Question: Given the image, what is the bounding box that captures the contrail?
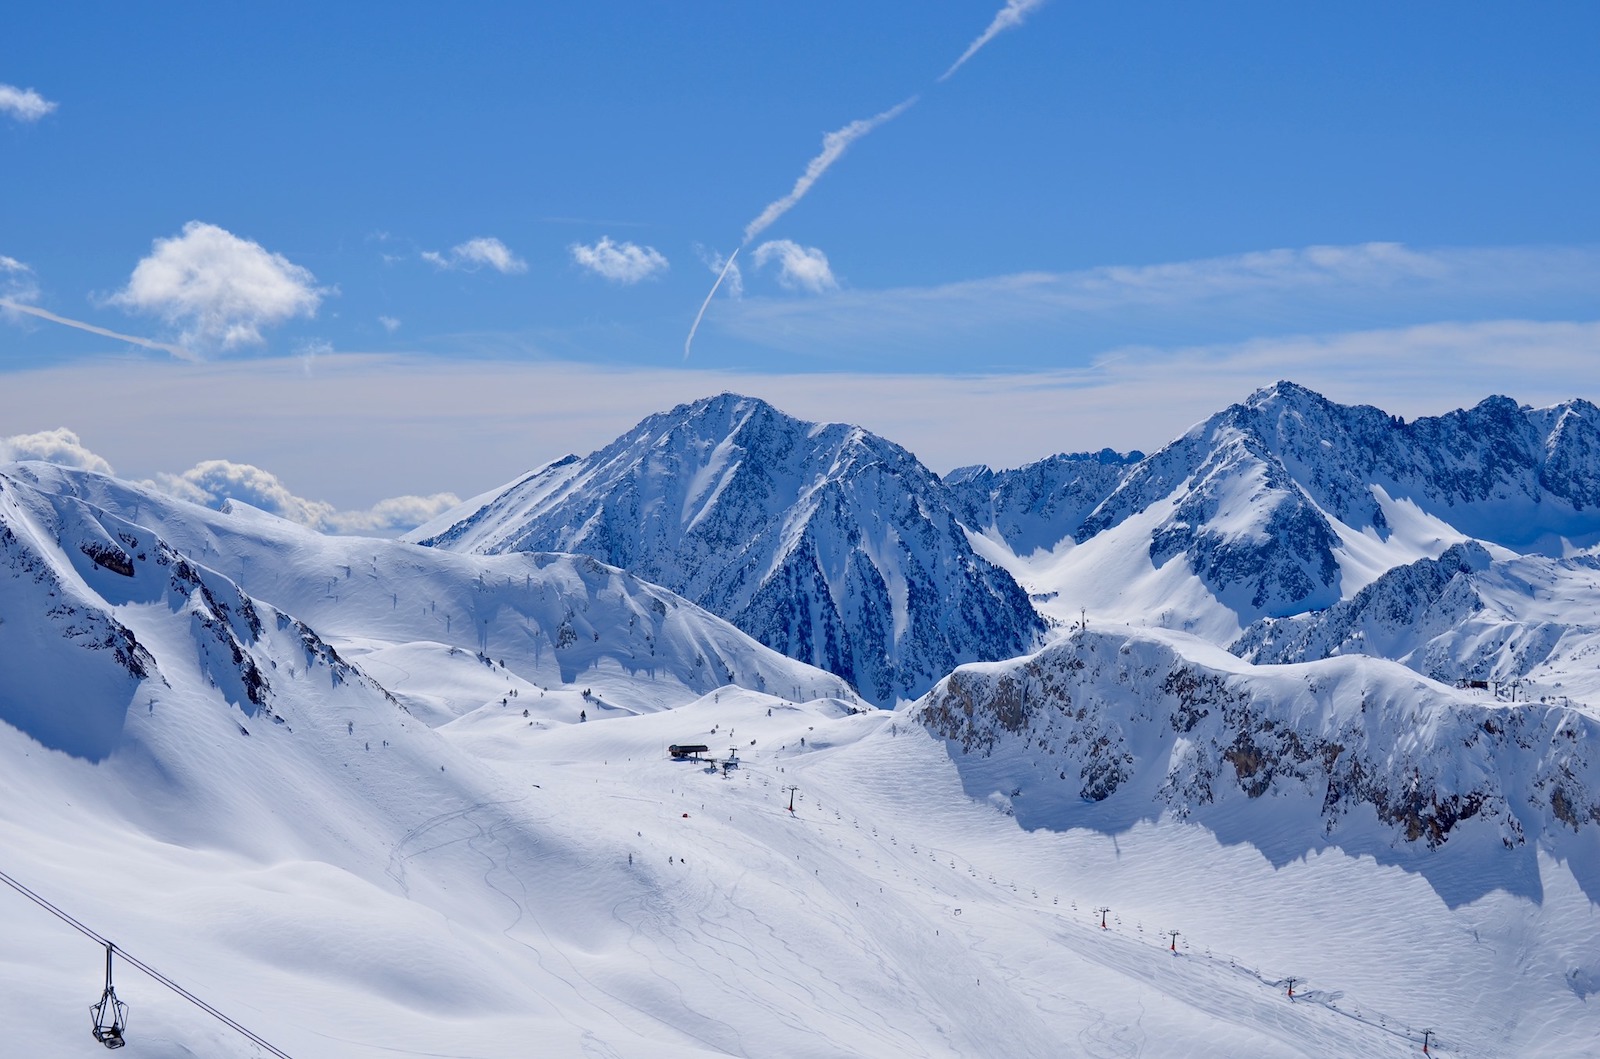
[743,96,918,246]
[683,1,1049,359]
[941,0,1047,82]
[0,299,198,361]
[685,96,917,359]
[683,248,739,360]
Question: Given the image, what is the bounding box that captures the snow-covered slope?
[410,393,1044,705]
[1233,540,1600,707]
[7,610,1595,1056]
[915,626,1600,882]
[5,461,857,719]
[944,448,1142,558]
[979,382,1600,642]
[4,452,1600,1056]
[0,466,388,761]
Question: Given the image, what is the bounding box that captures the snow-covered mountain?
[1104,380,1600,601]
[3,461,855,722]
[0,464,389,762]
[915,626,1600,886]
[975,381,1600,643]
[6,393,1600,1056]
[410,393,1045,705]
[944,448,1142,558]
[1232,540,1600,703]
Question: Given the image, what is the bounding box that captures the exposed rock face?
[0,469,390,758]
[944,449,1141,556]
[8,460,859,714]
[1230,540,1600,695]
[1231,542,1494,674]
[413,394,1044,704]
[914,628,1600,854]
[1070,382,1600,619]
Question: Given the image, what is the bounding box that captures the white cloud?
[0,418,457,534]
[109,222,324,352]
[322,493,462,535]
[941,0,1047,81]
[695,246,743,299]
[0,84,57,122]
[752,240,838,294]
[717,253,744,300]
[0,428,115,475]
[715,242,1600,357]
[147,459,460,536]
[8,327,1599,504]
[0,254,41,322]
[422,237,527,274]
[150,460,335,527]
[570,237,669,284]
[378,315,401,333]
[742,96,918,245]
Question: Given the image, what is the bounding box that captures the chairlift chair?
[90,942,128,1049]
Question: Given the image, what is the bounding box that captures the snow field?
[4,642,1597,1056]
[4,444,1600,1056]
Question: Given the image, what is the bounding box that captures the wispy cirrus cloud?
[697,246,744,300]
[0,84,56,122]
[0,254,36,284]
[687,96,916,358]
[0,253,41,321]
[422,237,527,274]
[8,322,1600,503]
[714,242,1600,362]
[108,221,325,353]
[941,0,1048,82]
[752,240,838,294]
[570,236,668,284]
[1,292,198,361]
[685,0,1050,359]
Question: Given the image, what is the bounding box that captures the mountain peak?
[1245,379,1329,407]
[414,398,1043,704]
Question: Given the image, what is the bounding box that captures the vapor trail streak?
[683,249,740,360]
[941,0,1047,82]
[0,299,198,361]
[743,96,918,246]
[686,96,918,359]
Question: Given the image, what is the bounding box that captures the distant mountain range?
[11,379,1600,848]
[1072,380,1600,618]
[412,383,1600,703]
[6,382,1600,1054]
[411,393,1045,705]
[1,460,854,740]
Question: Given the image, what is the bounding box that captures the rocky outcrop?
[944,449,1141,556]
[914,628,1600,854]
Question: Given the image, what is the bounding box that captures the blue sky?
[2,2,1598,524]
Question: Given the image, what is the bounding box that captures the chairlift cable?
[0,866,295,1058]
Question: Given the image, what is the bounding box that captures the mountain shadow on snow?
[914,627,1600,908]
